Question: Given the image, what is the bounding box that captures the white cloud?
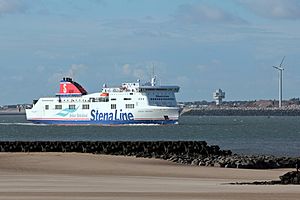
[196,59,222,71]
[122,64,131,75]
[34,50,61,60]
[49,64,87,83]
[120,62,164,81]
[196,64,207,71]
[121,63,147,79]
[174,3,246,25]
[240,0,300,20]
[67,64,87,78]
[0,0,27,15]
[133,68,146,79]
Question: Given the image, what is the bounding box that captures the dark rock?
[191,159,199,166]
[280,171,300,184]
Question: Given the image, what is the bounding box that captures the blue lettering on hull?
[90,109,134,121]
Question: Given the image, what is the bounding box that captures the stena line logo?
[90,109,134,121]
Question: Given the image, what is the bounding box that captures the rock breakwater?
[169,154,299,169]
[0,141,298,169]
[0,141,229,157]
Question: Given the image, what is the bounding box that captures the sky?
[1,0,300,105]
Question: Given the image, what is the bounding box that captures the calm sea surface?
[0,115,299,157]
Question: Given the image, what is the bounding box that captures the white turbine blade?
[279,56,285,67]
[273,66,284,71]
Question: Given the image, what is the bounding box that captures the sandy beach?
[0,153,299,200]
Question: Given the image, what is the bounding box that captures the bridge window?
[45,105,49,110]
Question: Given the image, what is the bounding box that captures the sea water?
[0,115,299,157]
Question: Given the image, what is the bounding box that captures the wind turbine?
[272,56,285,108]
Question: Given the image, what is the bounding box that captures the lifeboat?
[100,92,109,97]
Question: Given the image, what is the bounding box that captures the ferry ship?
[26,77,180,125]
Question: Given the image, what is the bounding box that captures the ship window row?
[106,89,135,92]
[124,98,131,100]
[138,98,145,100]
[110,93,134,96]
[61,99,89,102]
[49,104,90,110]
[140,88,176,92]
[111,98,116,101]
[90,97,109,102]
[150,98,175,101]
[125,104,134,109]
[60,98,110,103]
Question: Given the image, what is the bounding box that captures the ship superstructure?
[26,77,180,125]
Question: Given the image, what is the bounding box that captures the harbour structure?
[272,56,285,108]
[26,76,180,125]
[213,89,225,105]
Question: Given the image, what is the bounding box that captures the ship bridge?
[140,85,179,107]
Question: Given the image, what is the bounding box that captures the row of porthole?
[150,98,175,101]
[46,104,90,110]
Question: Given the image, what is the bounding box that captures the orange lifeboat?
[100,92,109,97]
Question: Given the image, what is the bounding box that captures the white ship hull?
[26,106,179,125]
[26,77,180,125]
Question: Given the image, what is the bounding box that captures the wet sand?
[0,153,299,200]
